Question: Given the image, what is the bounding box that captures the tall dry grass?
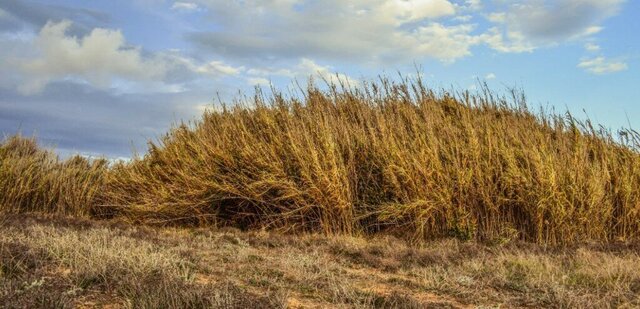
[0,135,107,216]
[2,77,640,244]
[102,78,640,244]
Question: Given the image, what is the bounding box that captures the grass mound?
[2,77,640,244]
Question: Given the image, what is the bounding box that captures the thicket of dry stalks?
[2,77,639,244]
[0,135,107,216]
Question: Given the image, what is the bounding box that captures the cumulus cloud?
[382,0,456,22]
[481,27,536,53]
[464,0,482,11]
[186,0,625,63]
[584,42,600,51]
[505,0,622,40]
[483,0,624,52]
[165,54,243,76]
[414,23,480,61]
[295,58,360,86]
[2,20,242,94]
[15,20,165,94]
[246,58,359,87]
[582,26,603,36]
[486,12,506,23]
[194,60,242,75]
[246,77,269,86]
[453,15,472,22]
[171,2,200,11]
[188,0,480,63]
[578,56,627,74]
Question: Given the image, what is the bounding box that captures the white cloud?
[192,60,243,75]
[15,20,166,94]
[464,0,482,11]
[171,2,199,11]
[3,20,241,94]
[2,0,629,98]
[247,67,295,78]
[296,58,359,86]
[483,0,623,53]
[453,15,473,22]
[582,26,603,36]
[414,23,481,62]
[194,102,212,112]
[383,0,456,22]
[247,58,360,87]
[578,56,627,74]
[507,0,622,40]
[485,73,496,79]
[157,51,245,81]
[188,0,479,63]
[585,42,601,51]
[486,12,506,23]
[481,27,536,53]
[247,77,270,86]
[187,0,623,62]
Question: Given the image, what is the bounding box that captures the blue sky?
[0,0,638,158]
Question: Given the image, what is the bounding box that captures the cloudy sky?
[0,0,638,158]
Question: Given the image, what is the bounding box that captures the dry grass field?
[2,78,640,307]
[2,214,640,308]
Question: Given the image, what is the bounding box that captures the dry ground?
[1,214,640,308]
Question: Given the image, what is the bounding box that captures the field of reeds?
[2,77,639,245]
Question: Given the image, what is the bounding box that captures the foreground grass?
[1,214,639,308]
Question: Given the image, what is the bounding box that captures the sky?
[0,0,638,158]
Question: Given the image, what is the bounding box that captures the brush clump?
[0,135,107,216]
[2,78,640,244]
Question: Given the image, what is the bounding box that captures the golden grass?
[0,135,107,216]
[2,77,640,244]
[2,214,640,308]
